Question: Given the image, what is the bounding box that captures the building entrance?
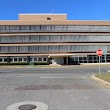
[51,58,64,65]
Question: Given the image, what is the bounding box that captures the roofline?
[0,20,110,25]
[0,19,110,21]
[19,13,67,15]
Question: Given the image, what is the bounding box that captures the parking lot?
[0,66,110,110]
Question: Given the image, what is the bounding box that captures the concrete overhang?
[48,54,74,58]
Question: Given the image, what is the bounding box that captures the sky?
[0,0,110,20]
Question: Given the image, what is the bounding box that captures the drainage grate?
[19,104,37,110]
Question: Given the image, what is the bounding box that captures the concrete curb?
[91,74,110,86]
[0,64,109,68]
[0,65,83,68]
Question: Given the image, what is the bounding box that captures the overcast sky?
[0,0,110,20]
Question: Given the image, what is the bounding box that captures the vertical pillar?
[66,57,69,65]
[27,56,30,63]
[48,58,50,64]
[7,56,10,63]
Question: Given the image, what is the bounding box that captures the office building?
[0,14,110,65]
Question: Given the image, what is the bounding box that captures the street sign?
[103,50,107,54]
[96,49,103,56]
[96,49,103,74]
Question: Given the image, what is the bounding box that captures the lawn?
[95,74,110,83]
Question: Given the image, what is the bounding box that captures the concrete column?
[27,56,30,63]
[66,57,69,65]
[7,56,10,63]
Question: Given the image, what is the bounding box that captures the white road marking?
[0,76,27,77]
[0,75,35,78]
[40,77,87,79]
[0,76,87,78]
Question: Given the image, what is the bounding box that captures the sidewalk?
[0,64,81,68]
[0,64,110,68]
[0,63,110,68]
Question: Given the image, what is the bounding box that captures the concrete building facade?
[0,13,110,65]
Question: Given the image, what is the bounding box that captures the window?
[93,57,97,60]
[74,57,78,61]
[34,58,37,62]
[89,56,92,60]
[4,58,7,62]
[38,58,42,62]
[107,59,110,62]
[18,58,22,62]
[0,59,2,62]
[101,55,105,60]
[19,25,29,30]
[23,58,27,62]
[30,58,33,62]
[102,59,105,63]
[79,57,82,60]
[14,58,17,62]
[43,58,47,61]
[83,57,87,61]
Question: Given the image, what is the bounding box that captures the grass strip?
[95,74,110,83]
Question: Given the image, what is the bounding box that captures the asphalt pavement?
[0,66,110,110]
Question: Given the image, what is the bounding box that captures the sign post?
[96,49,103,75]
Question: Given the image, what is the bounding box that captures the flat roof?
[19,13,67,21]
[0,13,109,25]
[19,13,67,15]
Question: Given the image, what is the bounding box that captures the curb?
[0,64,108,68]
[91,74,110,87]
[0,65,83,68]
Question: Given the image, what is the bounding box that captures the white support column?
[66,57,68,65]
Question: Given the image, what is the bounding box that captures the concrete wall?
[19,14,67,21]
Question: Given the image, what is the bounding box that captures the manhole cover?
[6,101,48,110]
[19,104,37,110]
